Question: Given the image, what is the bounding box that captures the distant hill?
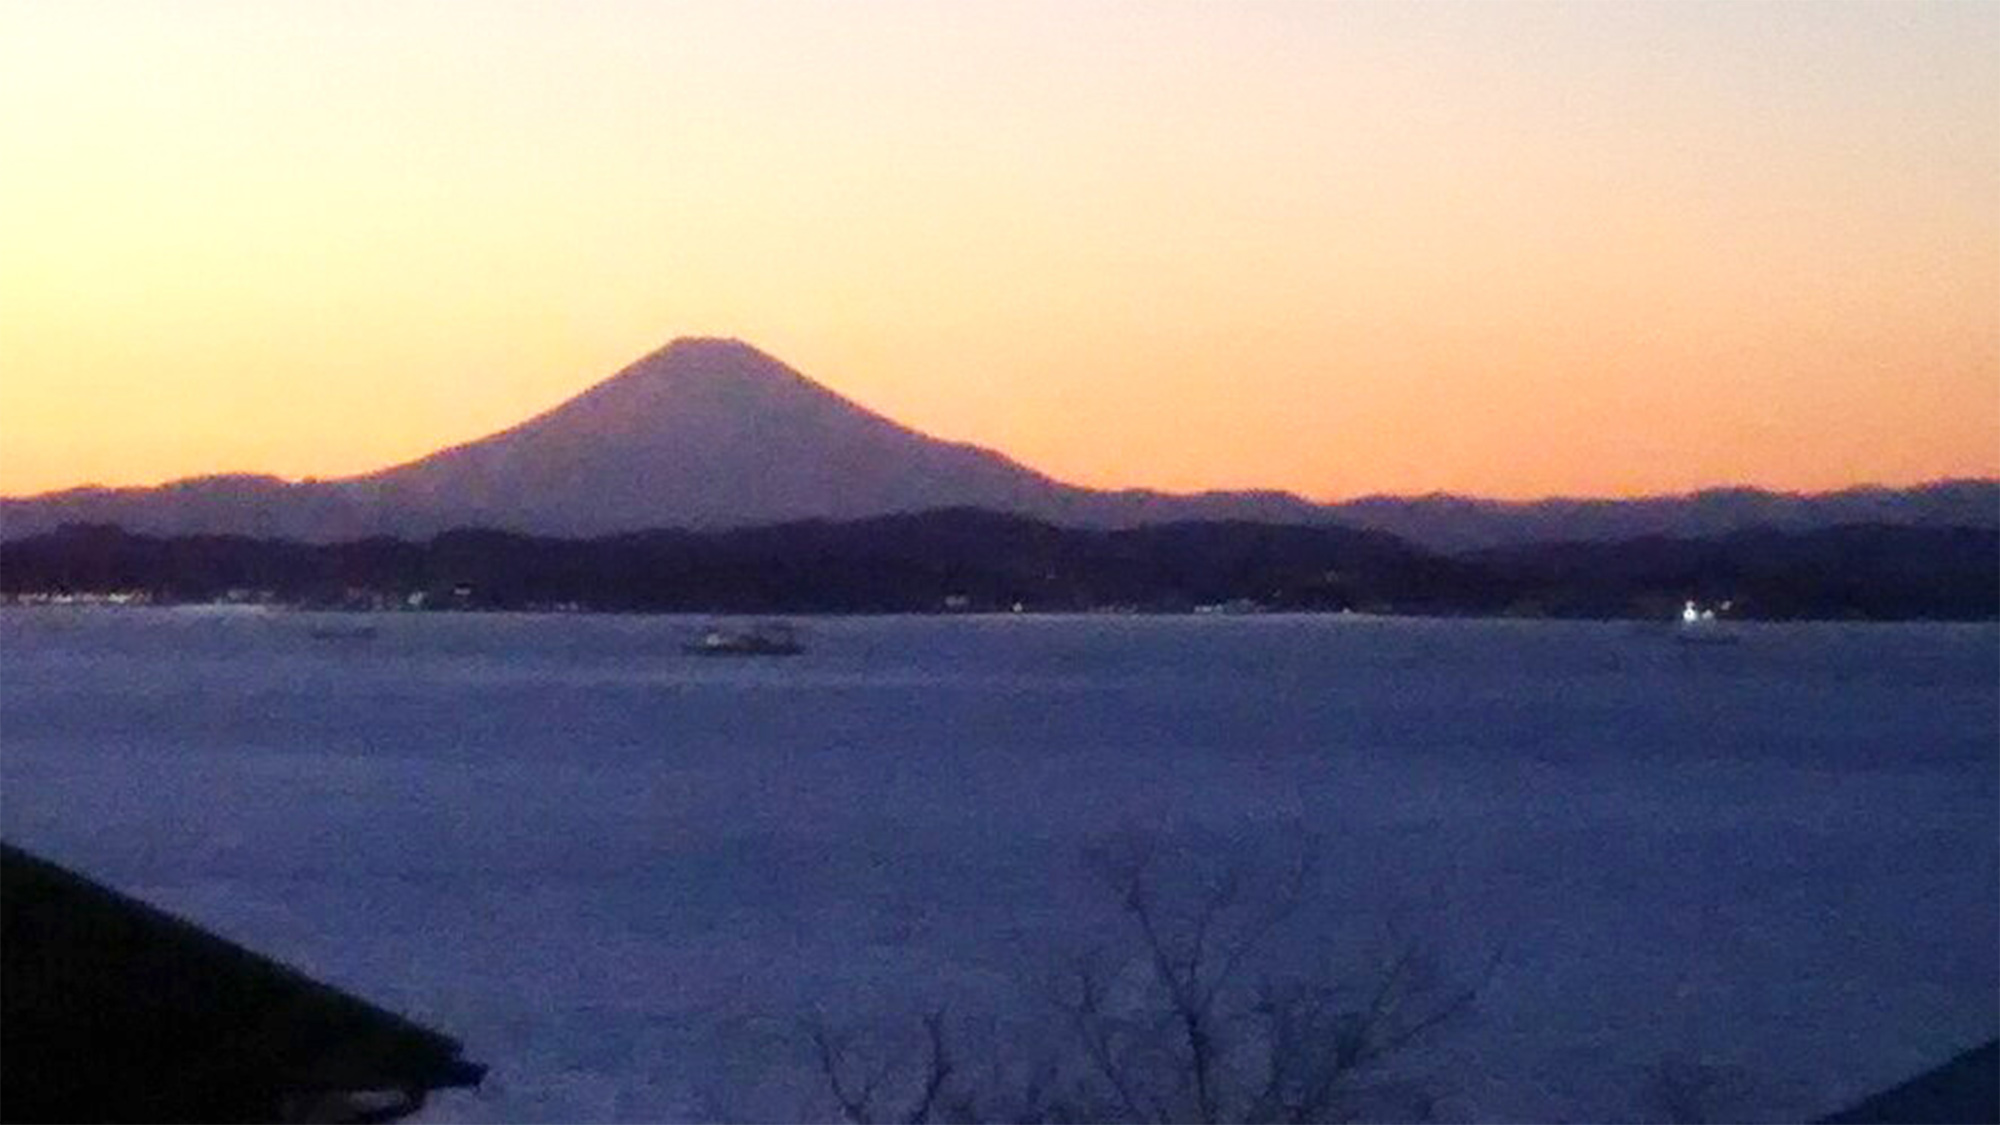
[1472,523,2000,620]
[0,511,1486,615]
[4,514,1992,620]
[2,336,1992,548]
[1332,479,2000,552]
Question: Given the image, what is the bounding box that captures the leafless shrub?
[808,1007,955,1125]
[805,834,1495,1124]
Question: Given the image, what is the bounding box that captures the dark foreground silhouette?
[0,843,483,1124]
[1818,1040,1999,1125]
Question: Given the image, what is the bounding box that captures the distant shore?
[3,513,1993,623]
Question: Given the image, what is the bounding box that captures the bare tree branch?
[900,1009,954,1125]
[801,832,1487,1125]
[809,1015,880,1125]
[1054,954,1159,1124]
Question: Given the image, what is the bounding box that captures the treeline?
[2,510,1994,620]
[1474,524,2000,621]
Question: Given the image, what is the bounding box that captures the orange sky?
[3,1,1995,500]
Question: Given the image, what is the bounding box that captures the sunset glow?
[3,1,1995,499]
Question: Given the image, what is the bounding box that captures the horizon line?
[10,467,1994,511]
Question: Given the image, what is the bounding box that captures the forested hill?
[2,512,1993,621]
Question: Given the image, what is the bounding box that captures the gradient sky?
[3,1,1996,500]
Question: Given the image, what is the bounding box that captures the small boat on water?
[683,622,803,657]
[1674,600,1740,645]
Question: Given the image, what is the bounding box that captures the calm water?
[3,609,1995,1121]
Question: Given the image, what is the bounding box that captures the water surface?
[3,610,1993,1121]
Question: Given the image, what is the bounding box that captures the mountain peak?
[648,335,772,362]
[601,335,819,406]
[633,335,791,376]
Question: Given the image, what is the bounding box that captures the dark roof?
[1819,1040,1999,1125]
[1,842,484,1123]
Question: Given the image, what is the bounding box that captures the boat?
[1674,600,1740,645]
[683,622,803,657]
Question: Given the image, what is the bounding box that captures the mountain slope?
[353,337,1093,535]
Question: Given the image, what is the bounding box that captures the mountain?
[355,337,1072,534]
[0,338,1324,541]
[2,336,1993,547]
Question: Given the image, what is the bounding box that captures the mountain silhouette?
[353,337,1095,535]
[2,337,1993,546]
